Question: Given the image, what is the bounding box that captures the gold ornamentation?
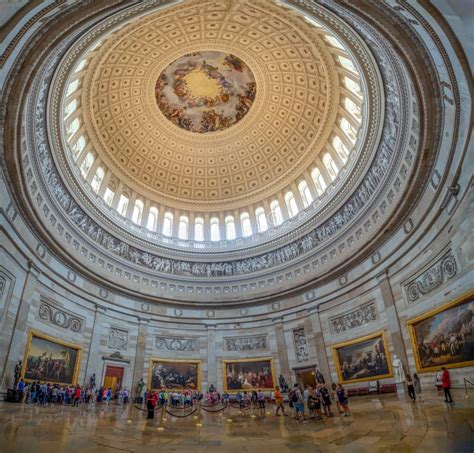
[222,357,276,393]
[148,358,202,392]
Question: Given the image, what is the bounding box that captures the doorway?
[103,365,124,393]
[294,366,317,389]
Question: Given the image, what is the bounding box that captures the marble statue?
[136,378,145,404]
[392,354,404,383]
[89,373,96,388]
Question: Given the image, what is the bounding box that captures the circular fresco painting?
[155,51,256,133]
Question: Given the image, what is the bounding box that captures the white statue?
[392,354,404,383]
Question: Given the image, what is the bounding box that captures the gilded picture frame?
[408,289,474,373]
[222,357,276,393]
[332,330,393,384]
[148,358,201,392]
[21,329,82,386]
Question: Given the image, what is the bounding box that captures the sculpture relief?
[225,335,267,351]
[108,327,128,351]
[405,251,457,302]
[293,328,309,362]
[330,303,377,334]
[38,300,83,332]
[154,336,197,352]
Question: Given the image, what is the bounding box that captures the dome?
[56,0,375,251]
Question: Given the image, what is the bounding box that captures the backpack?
[288,389,298,403]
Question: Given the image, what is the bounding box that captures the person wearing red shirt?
[73,386,81,407]
[146,390,158,419]
[441,367,453,403]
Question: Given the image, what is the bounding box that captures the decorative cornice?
[154,336,198,351]
[329,301,377,334]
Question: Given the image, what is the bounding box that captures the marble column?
[308,309,332,385]
[82,304,106,386]
[0,261,39,390]
[273,317,292,385]
[131,317,149,399]
[206,324,217,390]
[376,270,410,375]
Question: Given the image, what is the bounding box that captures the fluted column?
[273,317,292,385]
[131,317,149,398]
[82,304,106,386]
[309,309,332,385]
[206,324,217,390]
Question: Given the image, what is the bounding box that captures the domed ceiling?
[78,0,349,209]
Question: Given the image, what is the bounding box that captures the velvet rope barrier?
[164,405,199,418]
[199,402,229,413]
[133,403,163,412]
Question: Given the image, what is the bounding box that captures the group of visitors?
[16,379,131,406]
[405,368,453,403]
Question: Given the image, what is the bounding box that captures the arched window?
[103,187,114,206]
[131,199,144,224]
[344,77,361,95]
[311,167,327,195]
[323,153,339,180]
[285,191,298,217]
[240,212,252,237]
[147,207,158,231]
[91,166,104,193]
[298,180,313,208]
[340,117,357,142]
[210,217,220,241]
[338,56,356,73]
[325,35,344,49]
[162,212,173,236]
[333,136,349,163]
[67,118,80,139]
[270,200,283,226]
[117,194,129,217]
[178,215,189,240]
[72,136,85,156]
[225,216,236,240]
[75,59,87,73]
[65,99,77,118]
[66,79,79,96]
[344,98,360,118]
[255,207,268,232]
[194,217,204,241]
[80,152,94,177]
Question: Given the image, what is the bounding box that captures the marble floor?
[1,390,473,452]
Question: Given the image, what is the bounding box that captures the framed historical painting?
[332,331,393,384]
[148,358,201,391]
[222,357,276,392]
[21,330,82,385]
[408,290,474,373]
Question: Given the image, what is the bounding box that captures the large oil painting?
[408,290,474,372]
[223,358,275,392]
[155,51,256,133]
[333,331,393,384]
[148,359,201,391]
[21,330,82,385]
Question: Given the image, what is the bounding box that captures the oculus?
[155,51,256,133]
[408,290,474,372]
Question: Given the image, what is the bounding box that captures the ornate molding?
[224,335,267,351]
[329,302,377,334]
[293,328,309,362]
[38,299,84,332]
[108,327,128,351]
[154,336,197,352]
[405,250,457,302]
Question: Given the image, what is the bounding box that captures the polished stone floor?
[1,390,473,452]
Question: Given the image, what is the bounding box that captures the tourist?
[250,390,258,410]
[242,391,251,412]
[441,367,453,403]
[331,382,342,414]
[319,384,333,417]
[336,384,351,416]
[413,373,422,402]
[292,384,305,422]
[17,378,25,402]
[73,385,81,407]
[257,388,265,410]
[406,375,416,402]
[146,390,157,419]
[303,385,311,416]
[307,387,322,420]
[273,386,287,416]
[222,391,230,405]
